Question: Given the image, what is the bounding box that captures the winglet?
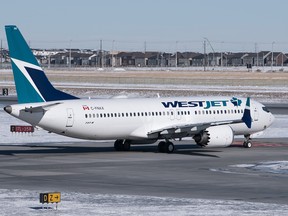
[241,97,252,128]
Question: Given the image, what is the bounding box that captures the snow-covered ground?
[1,189,288,216]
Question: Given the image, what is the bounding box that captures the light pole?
[175,41,178,67]
[69,40,72,68]
[204,37,215,68]
[271,41,275,71]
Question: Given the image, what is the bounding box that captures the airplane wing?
[148,98,252,139]
[147,119,243,139]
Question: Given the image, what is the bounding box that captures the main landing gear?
[157,140,175,153]
[114,139,131,151]
[243,134,252,148]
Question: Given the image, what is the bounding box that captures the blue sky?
[1,0,288,52]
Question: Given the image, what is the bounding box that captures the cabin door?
[66,108,74,127]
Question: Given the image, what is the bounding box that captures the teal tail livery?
[5,25,78,103]
[4,25,275,153]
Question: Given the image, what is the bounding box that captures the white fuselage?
[7,96,274,142]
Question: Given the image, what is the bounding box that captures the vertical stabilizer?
[5,25,78,103]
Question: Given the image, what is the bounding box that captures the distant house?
[115,52,145,67]
[145,52,161,67]
[178,52,201,66]
[225,52,247,66]
[206,52,223,66]
[265,52,287,66]
[191,53,205,66]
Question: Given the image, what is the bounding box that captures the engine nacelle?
[193,125,234,147]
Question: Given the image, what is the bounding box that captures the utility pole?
[0,39,2,69]
[100,39,103,68]
[175,41,178,68]
[271,41,275,71]
[112,40,115,67]
[220,41,223,68]
[203,40,206,71]
[144,41,147,67]
[69,40,72,68]
[255,43,258,68]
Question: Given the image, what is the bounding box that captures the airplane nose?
[4,105,12,114]
[269,113,275,125]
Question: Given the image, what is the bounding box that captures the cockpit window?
[262,106,270,113]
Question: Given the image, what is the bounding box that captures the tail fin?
[5,25,78,103]
[241,97,252,128]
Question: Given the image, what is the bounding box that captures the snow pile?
[231,161,288,175]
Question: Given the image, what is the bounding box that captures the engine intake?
[193,125,234,147]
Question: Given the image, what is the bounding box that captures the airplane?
[3,25,275,153]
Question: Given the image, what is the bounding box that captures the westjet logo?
[82,105,90,110]
[161,100,229,109]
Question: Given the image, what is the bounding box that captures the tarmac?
[0,95,287,206]
[0,138,287,204]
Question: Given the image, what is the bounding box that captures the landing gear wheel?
[157,141,166,153]
[114,140,131,151]
[165,141,175,153]
[243,141,252,148]
[114,139,124,151]
[123,140,131,151]
[243,135,252,148]
[158,141,175,153]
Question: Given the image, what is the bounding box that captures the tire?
[114,140,124,151]
[246,142,252,148]
[157,141,166,153]
[123,140,131,151]
[243,141,252,148]
[165,141,175,153]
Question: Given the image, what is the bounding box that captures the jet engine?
[193,125,234,147]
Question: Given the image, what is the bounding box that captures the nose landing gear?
[243,134,252,148]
